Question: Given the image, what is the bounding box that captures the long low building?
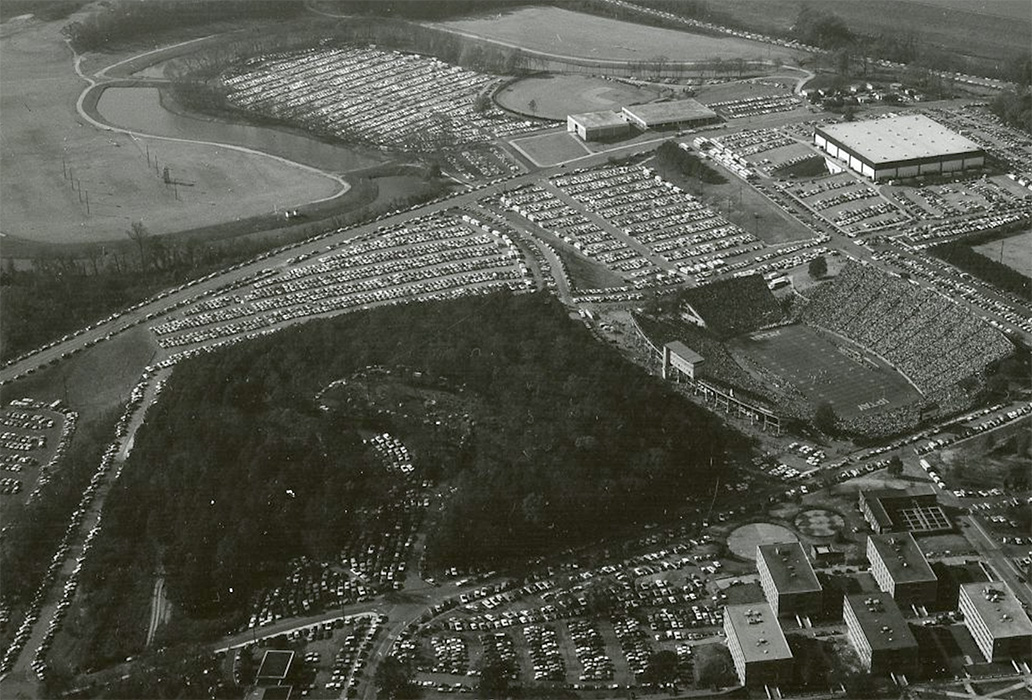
[958,582,1032,663]
[567,111,630,141]
[867,532,938,607]
[859,485,950,534]
[622,99,720,130]
[724,603,794,687]
[814,114,984,181]
[843,592,919,677]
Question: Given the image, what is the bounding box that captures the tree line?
[0,170,457,364]
[929,234,1032,300]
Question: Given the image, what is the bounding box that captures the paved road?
[0,369,169,698]
[959,515,1032,609]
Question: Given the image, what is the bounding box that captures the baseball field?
[0,17,343,249]
[496,74,659,120]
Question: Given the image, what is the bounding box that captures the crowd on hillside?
[803,262,1013,393]
[680,274,786,339]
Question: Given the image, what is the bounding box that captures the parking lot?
[149,210,534,351]
[223,46,537,178]
[0,399,76,503]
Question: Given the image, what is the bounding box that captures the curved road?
[69,38,351,202]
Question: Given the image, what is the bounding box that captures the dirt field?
[496,75,659,120]
[0,17,341,247]
[434,7,803,64]
[973,231,1032,278]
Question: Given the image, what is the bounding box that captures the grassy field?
[973,231,1032,277]
[0,17,341,247]
[496,74,658,119]
[433,7,803,64]
[726,522,797,559]
[732,324,920,419]
[509,131,591,166]
[711,0,1030,72]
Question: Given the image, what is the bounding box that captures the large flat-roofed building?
[867,532,937,607]
[814,115,984,181]
[756,542,822,617]
[567,111,630,141]
[622,99,720,130]
[843,593,919,676]
[859,485,950,534]
[958,582,1032,663]
[723,603,794,687]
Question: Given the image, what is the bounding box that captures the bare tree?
[127,220,149,270]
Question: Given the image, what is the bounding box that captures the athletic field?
[433,7,802,64]
[973,231,1032,278]
[733,324,920,419]
[496,75,658,120]
[510,131,591,167]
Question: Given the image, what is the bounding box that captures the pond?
[96,86,381,173]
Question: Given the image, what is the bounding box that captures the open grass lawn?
[6,327,157,422]
[711,0,1030,72]
[732,324,920,419]
[938,417,1032,488]
[552,243,625,291]
[973,230,1032,278]
[696,176,814,244]
[433,7,803,64]
[496,74,659,120]
[510,130,591,166]
[0,19,340,247]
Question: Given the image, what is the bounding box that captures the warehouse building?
[843,593,919,677]
[814,114,984,181]
[566,111,630,141]
[723,603,794,687]
[867,532,938,607]
[756,542,823,618]
[958,582,1032,663]
[622,99,720,131]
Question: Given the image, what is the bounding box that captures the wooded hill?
[73,292,741,665]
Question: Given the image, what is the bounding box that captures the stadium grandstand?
[802,262,1013,394]
[680,275,786,339]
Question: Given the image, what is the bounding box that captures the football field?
[733,324,920,419]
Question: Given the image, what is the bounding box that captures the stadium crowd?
[803,262,1013,393]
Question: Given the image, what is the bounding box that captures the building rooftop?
[960,582,1032,639]
[665,341,704,364]
[867,532,937,585]
[845,593,918,652]
[568,110,627,128]
[860,486,940,530]
[623,99,718,125]
[757,542,822,595]
[724,603,794,664]
[817,114,982,165]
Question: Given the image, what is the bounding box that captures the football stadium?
[635,264,1013,437]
